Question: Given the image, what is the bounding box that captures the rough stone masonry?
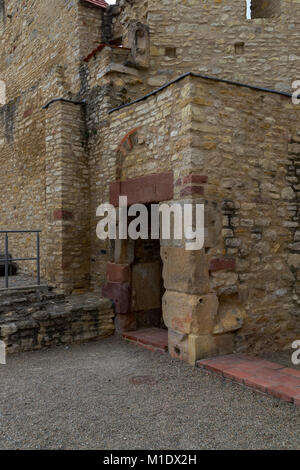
[1,0,300,363]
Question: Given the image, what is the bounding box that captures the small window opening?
[165,47,177,58]
[247,0,281,19]
[234,42,245,55]
[109,37,123,46]
[0,0,5,27]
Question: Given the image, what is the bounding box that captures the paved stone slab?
[197,354,300,406]
[123,327,168,353]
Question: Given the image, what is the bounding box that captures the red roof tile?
[83,43,130,62]
[83,0,109,9]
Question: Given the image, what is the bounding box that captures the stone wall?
[184,74,300,354]
[1,0,300,359]
[0,288,114,353]
[92,73,300,358]
[111,0,300,93]
[0,0,103,282]
[89,78,193,292]
[45,100,90,293]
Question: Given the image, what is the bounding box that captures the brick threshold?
[197,354,300,407]
[123,327,168,354]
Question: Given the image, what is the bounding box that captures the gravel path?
[0,336,299,450]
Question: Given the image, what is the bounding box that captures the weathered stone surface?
[102,282,131,314]
[168,329,189,363]
[188,333,234,364]
[0,289,114,353]
[212,294,246,335]
[159,199,222,250]
[161,247,210,294]
[163,291,219,335]
[115,312,136,334]
[110,172,174,206]
[2,0,300,360]
[107,263,131,283]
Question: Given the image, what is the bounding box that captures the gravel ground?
[0,336,299,450]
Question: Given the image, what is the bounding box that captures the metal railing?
[0,230,41,289]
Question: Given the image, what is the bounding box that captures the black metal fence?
[0,230,41,289]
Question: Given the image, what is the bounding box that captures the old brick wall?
[187,74,300,353]
[0,0,83,102]
[0,0,104,281]
[111,0,300,93]
[1,0,300,358]
[89,78,193,292]
[0,288,114,353]
[89,73,300,354]
[0,0,81,277]
[45,100,90,294]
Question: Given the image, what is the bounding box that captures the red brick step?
[123,327,168,353]
[197,354,300,406]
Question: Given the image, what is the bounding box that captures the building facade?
[1,0,300,363]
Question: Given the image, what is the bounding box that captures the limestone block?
[97,63,140,80]
[188,333,234,365]
[159,199,222,249]
[162,291,219,335]
[161,246,210,294]
[127,22,150,69]
[168,329,189,362]
[0,323,17,337]
[288,254,300,270]
[213,294,246,335]
[213,307,245,335]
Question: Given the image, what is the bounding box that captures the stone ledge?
[197,354,300,407]
[0,289,115,353]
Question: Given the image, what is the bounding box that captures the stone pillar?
[45,100,90,293]
[160,198,236,365]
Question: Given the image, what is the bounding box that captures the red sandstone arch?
[116,127,141,180]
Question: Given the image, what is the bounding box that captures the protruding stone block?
[188,333,234,365]
[162,291,219,335]
[213,295,245,335]
[161,247,210,294]
[168,329,189,362]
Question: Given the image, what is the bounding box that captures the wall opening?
[0,0,5,30]
[165,47,177,58]
[247,0,281,19]
[131,205,165,330]
[234,42,245,55]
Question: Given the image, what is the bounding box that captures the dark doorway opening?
[130,204,165,330]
